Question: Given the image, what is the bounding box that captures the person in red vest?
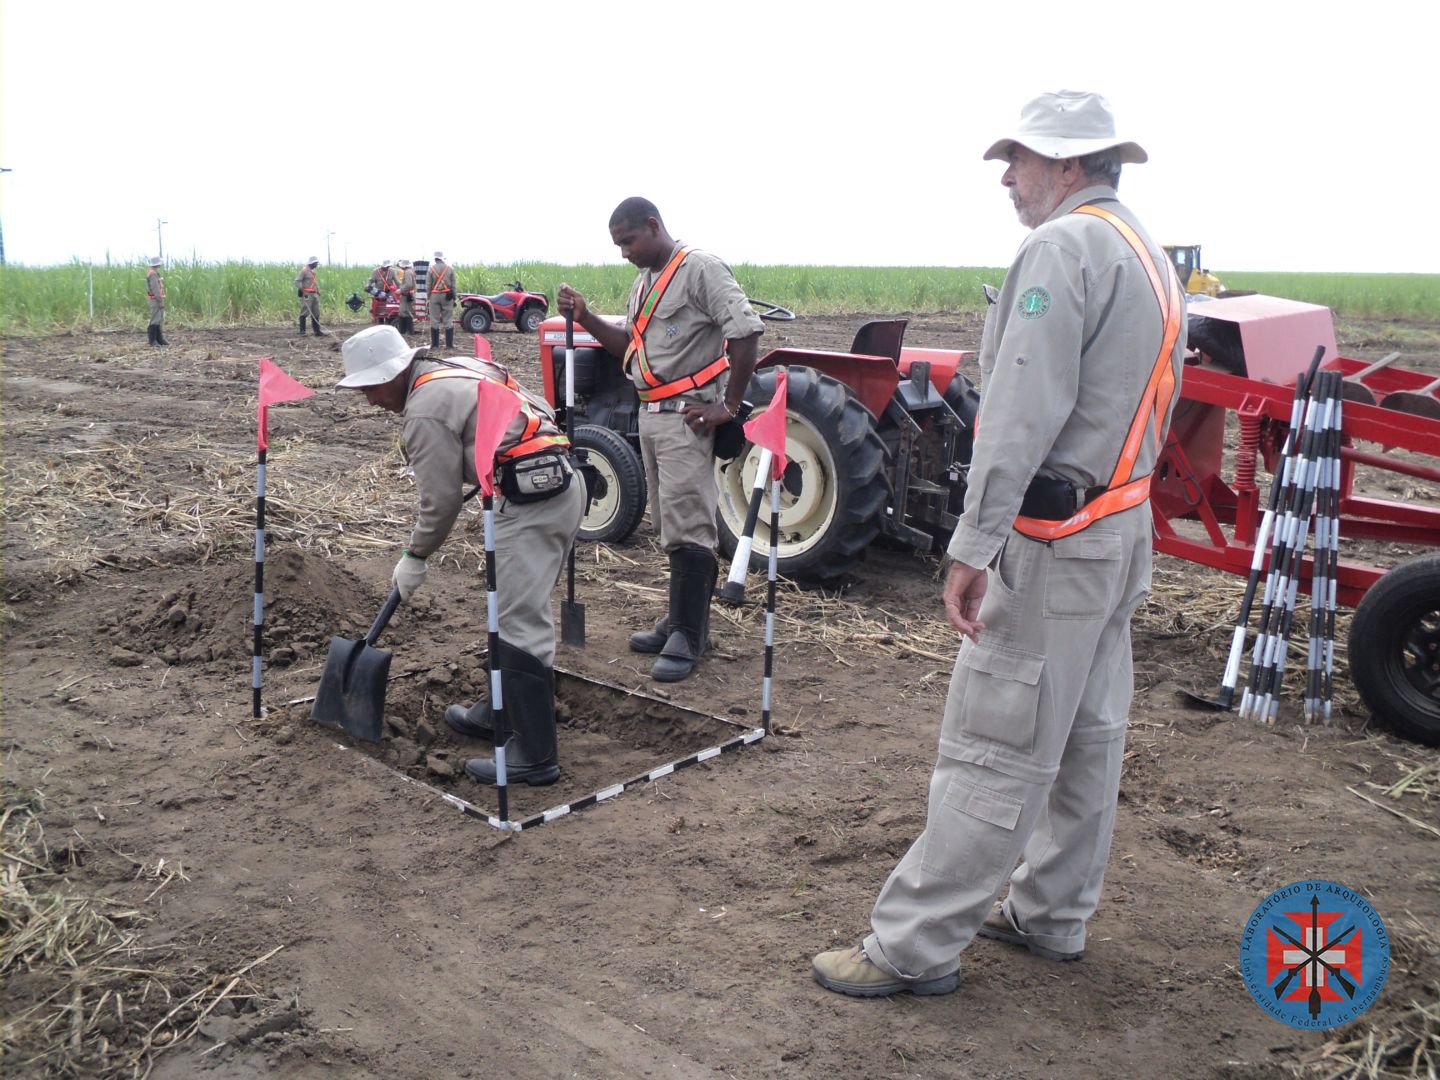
[557,198,764,682]
[294,256,325,337]
[427,251,457,351]
[337,324,584,785]
[145,256,168,347]
[812,91,1186,998]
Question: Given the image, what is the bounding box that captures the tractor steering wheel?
[747,298,796,322]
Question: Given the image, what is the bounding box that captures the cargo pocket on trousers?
[920,774,1024,883]
[1043,530,1123,619]
[943,643,1045,754]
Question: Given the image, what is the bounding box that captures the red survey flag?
[474,378,522,496]
[743,367,788,480]
[473,335,492,361]
[257,358,314,451]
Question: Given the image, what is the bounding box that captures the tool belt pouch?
[499,451,572,504]
[712,400,755,461]
[1019,474,1081,520]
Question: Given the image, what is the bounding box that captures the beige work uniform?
[295,265,320,323]
[146,269,165,328]
[624,244,764,551]
[428,261,456,328]
[402,356,583,666]
[397,268,416,318]
[864,186,1186,981]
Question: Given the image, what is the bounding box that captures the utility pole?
[156,217,168,263]
[0,168,12,268]
[325,229,335,265]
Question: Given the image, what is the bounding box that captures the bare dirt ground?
[3,312,1438,1079]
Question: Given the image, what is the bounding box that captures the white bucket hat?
[433,251,445,260]
[983,90,1146,164]
[398,258,411,268]
[337,325,424,388]
[307,255,320,266]
[148,256,162,267]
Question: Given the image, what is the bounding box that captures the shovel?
[310,588,402,742]
[560,310,586,645]
[1380,375,1440,420]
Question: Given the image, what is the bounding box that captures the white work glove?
[392,550,427,601]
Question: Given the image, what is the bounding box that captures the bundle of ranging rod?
[1237,365,1345,725]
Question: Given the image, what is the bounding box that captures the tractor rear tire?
[573,424,647,544]
[461,305,493,334]
[518,304,546,333]
[1348,553,1440,746]
[715,367,891,583]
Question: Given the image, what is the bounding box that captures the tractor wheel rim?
[724,410,837,559]
[582,455,621,534]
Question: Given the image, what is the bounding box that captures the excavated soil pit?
[336,668,761,826]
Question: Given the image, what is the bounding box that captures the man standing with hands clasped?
[145,256,168,347]
[812,91,1185,997]
[557,197,764,683]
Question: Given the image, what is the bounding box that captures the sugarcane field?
[3,300,1438,1078]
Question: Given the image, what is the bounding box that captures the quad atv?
[459,282,550,334]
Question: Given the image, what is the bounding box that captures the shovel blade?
[560,600,586,646]
[309,634,393,742]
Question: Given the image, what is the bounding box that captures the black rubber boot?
[445,328,454,350]
[147,325,158,347]
[298,315,307,336]
[431,327,440,349]
[629,616,670,654]
[156,326,169,346]
[445,699,492,739]
[651,546,718,683]
[312,320,325,337]
[464,643,560,786]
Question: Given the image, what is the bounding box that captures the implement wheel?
[715,367,890,582]
[1349,553,1440,746]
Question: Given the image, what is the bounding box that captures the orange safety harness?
[300,267,318,294]
[623,245,729,402]
[1010,204,1182,542]
[375,267,397,292]
[429,264,452,295]
[410,367,569,461]
[147,271,165,300]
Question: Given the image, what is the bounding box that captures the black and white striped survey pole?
[721,447,773,605]
[253,448,267,718]
[483,493,510,826]
[762,474,781,733]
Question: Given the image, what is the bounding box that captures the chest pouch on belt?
[499,451,573,504]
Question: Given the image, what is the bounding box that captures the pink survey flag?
[474,335,492,360]
[743,367,788,480]
[257,358,314,451]
[474,379,522,496]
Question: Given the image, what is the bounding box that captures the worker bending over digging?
[557,197,763,683]
[337,325,584,785]
[811,90,1186,997]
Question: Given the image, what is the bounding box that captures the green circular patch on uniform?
[1018,286,1051,320]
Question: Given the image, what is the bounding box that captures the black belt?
[1019,474,1108,520]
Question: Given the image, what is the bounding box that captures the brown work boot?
[975,907,1083,962]
[811,944,958,998]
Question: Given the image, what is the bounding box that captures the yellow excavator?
[1163,244,1225,297]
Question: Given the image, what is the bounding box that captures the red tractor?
[459,281,550,334]
[537,297,1440,747]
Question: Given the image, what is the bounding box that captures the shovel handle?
[366,588,402,646]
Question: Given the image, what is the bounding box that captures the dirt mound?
[113,547,377,667]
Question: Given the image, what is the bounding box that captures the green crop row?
[1,260,1435,332]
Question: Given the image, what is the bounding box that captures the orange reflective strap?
[497,433,570,461]
[1013,204,1180,542]
[430,265,451,294]
[635,355,730,402]
[410,367,553,448]
[624,245,693,387]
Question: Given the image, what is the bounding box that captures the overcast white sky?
[2,0,1437,274]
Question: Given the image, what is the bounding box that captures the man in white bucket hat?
[144,256,168,347]
[813,90,1186,997]
[294,255,326,337]
[337,324,584,786]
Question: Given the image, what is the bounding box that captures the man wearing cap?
[366,258,398,321]
[337,324,585,785]
[145,257,168,347]
[295,256,326,337]
[812,91,1185,997]
[428,252,456,351]
[557,197,764,683]
[396,259,417,336]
